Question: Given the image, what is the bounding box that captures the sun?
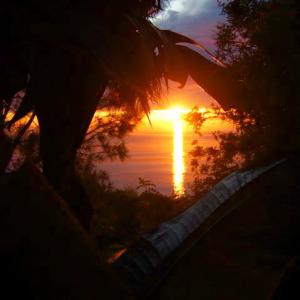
[199,107,207,114]
[165,106,190,120]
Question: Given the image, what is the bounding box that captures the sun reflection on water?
[172,108,185,196]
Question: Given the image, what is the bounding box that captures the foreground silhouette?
[2,0,299,299]
[0,0,243,228]
[151,159,300,299]
[0,163,130,299]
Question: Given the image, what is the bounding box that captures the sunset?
[96,106,234,195]
[1,0,300,299]
[172,107,185,195]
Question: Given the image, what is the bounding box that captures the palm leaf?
[161,29,226,67]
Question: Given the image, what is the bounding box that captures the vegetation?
[79,167,190,261]
[0,0,229,229]
[1,1,299,297]
[4,107,193,259]
[1,0,172,228]
[2,0,298,245]
[188,0,300,196]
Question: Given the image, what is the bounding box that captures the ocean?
[95,109,232,195]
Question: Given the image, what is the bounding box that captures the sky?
[98,2,228,192]
[152,0,224,108]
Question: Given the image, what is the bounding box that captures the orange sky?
[153,78,219,109]
[135,108,234,135]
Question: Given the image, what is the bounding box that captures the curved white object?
[114,159,285,293]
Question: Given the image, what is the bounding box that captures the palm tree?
[0,0,243,228]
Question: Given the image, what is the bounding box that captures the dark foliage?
[78,164,190,261]
[0,0,226,229]
[216,0,300,163]
[188,0,300,196]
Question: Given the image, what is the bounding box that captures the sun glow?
[199,107,207,114]
[90,105,234,196]
[172,107,185,196]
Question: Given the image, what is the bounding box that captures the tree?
[189,0,300,196]
[216,0,300,162]
[0,0,245,228]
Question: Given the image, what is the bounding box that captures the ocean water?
[96,127,226,195]
[94,109,234,195]
[97,132,192,195]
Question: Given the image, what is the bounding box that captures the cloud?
[153,0,224,49]
[160,0,212,18]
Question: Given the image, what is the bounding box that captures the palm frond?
[2,0,228,123]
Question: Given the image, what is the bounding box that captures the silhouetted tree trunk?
[31,43,107,230]
[0,162,130,299]
[0,132,14,174]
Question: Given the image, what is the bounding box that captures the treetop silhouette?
[0,0,241,227]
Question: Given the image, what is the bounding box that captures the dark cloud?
[154,0,224,49]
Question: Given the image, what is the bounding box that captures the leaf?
[160,29,197,45]
[162,44,189,88]
[161,30,226,67]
